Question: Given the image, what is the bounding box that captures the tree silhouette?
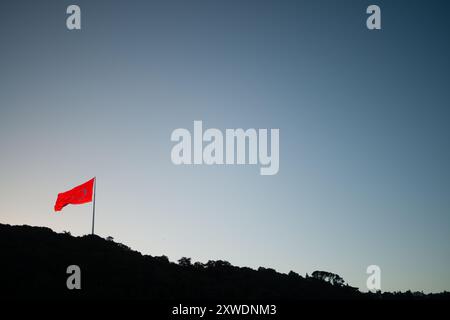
[178,257,192,267]
[312,270,345,286]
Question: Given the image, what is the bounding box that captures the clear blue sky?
[0,0,449,293]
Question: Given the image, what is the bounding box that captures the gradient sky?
[1,0,449,293]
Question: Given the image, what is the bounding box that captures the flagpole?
[92,177,96,235]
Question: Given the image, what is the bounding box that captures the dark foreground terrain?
[0,223,448,300]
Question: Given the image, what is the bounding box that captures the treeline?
[0,223,448,300]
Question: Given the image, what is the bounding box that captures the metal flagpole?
[92,177,96,235]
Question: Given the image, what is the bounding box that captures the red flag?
[54,178,95,212]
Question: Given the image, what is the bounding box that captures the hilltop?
[0,223,447,300]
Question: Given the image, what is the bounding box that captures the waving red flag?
[54,178,95,212]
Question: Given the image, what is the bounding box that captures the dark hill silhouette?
[0,223,448,300]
